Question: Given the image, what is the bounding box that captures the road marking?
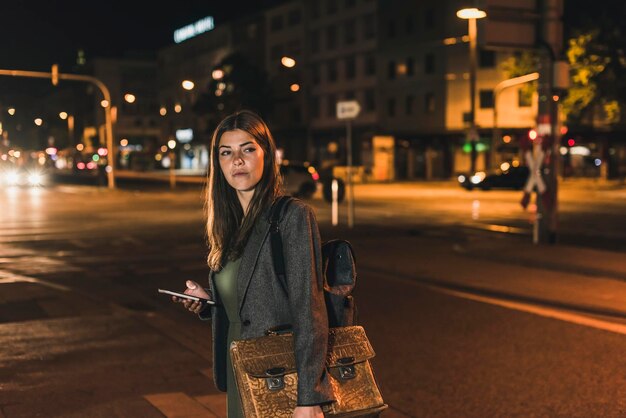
[0,272,71,291]
[434,286,626,336]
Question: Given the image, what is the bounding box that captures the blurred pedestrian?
[172,110,333,418]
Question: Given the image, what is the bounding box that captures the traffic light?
[51,64,59,86]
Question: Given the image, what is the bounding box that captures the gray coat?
[206,198,334,406]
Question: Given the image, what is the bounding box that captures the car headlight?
[27,173,44,186]
[470,171,486,184]
[457,175,466,183]
[4,171,20,185]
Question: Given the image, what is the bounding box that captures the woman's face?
[218,129,265,195]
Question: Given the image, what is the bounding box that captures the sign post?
[336,100,361,228]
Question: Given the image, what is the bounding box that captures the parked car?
[457,165,529,190]
[280,161,320,199]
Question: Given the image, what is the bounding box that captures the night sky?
[1,0,287,71]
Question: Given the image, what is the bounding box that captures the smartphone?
[158,288,215,305]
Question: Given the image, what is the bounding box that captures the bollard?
[331,179,338,226]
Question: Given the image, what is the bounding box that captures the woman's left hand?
[293,405,324,418]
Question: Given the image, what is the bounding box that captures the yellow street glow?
[212,69,224,80]
[120,139,129,147]
[76,144,84,151]
[124,93,136,103]
[59,112,68,120]
[456,8,487,19]
[8,108,16,115]
[290,83,300,92]
[34,118,43,126]
[174,104,182,113]
[182,80,195,90]
[168,140,177,149]
[159,107,167,116]
[101,100,109,108]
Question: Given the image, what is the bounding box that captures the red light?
[97,148,108,156]
[77,162,85,170]
[560,126,568,135]
[567,139,575,147]
[312,172,320,181]
[528,129,538,140]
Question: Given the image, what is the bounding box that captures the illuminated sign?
[176,129,194,143]
[174,16,215,44]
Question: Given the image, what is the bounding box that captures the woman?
[173,110,333,418]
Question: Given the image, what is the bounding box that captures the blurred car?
[0,163,47,187]
[457,165,529,190]
[280,161,320,199]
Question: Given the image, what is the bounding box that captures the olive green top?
[214,257,243,418]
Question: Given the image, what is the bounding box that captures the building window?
[518,88,532,107]
[424,8,434,29]
[311,64,321,85]
[327,94,337,117]
[387,98,396,117]
[363,14,376,39]
[344,19,356,45]
[326,0,337,15]
[310,2,320,19]
[270,15,284,32]
[365,89,376,112]
[406,57,414,76]
[327,60,338,82]
[387,20,396,38]
[326,25,337,50]
[424,53,435,74]
[345,90,356,100]
[310,30,320,53]
[479,90,494,108]
[311,96,320,118]
[388,60,396,79]
[479,50,496,68]
[365,54,376,76]
[405,16,414,34]
[424,92,435,113]
[288,9,301,26]
[270,44,283,60]
[405,95,415,115]
[345,56,356,79]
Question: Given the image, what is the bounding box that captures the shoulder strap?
[269,196,294,295]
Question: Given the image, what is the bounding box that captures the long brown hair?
[205,110,283,270]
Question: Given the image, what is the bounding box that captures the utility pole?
[535,0,564,244]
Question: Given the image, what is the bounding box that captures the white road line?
[0,272,71,291]
[433,286,626,336]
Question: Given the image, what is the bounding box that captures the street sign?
[520,149,546,210]
[336,100,361,120]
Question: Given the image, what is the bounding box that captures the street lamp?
[457,7,486,173]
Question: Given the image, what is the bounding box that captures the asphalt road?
[1,182,626,417]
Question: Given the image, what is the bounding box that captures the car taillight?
[311,172,319,181]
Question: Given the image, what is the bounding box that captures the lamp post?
[457,7,486,174]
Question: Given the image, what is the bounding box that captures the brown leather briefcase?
[230,325,387,417]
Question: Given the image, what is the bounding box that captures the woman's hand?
[172,280,212,314]
[293,405,324,418]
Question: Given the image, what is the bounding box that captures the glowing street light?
[7,108,15,116]
[212,69,224,80]
[34,118,43,126]
[124,93,136,103]
[59,111,68,120]
[457,6,487,173]
[290,83,300,92]
[281,56,296,68]
[182,80,195,90]
[101,99,109,108]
